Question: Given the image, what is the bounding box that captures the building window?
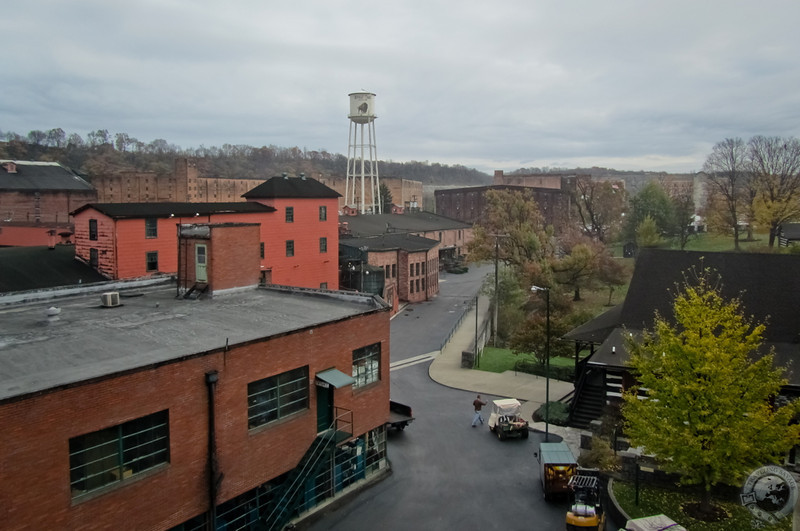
[89,219,98,241]
[145,218,158,238]
[422,261,426,274]
[409,264,414,277]
[260,242,265,259]
[69,410,169,497]
[353,343,380,388]
[320,282,328,289]
[320,237,327,253]
[392,264,396,278]
[416,263,420,276]
[286,240,294,257]
[146,251,158,272]
[247,366,309,429]
[319,205,327,221]
[89,248,98,268]
[285,207,294,223]
[410,281,414,294]
[385,265,390,278]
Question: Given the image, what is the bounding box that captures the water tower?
[345,91,381,214]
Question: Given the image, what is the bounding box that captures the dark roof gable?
[620,249,800,342]
[0,160,94,192]
[71,202,276,219]
[243,175,340,199]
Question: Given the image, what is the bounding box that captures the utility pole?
[489,234,508,347]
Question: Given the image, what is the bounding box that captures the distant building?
[0,160,96,246]
[434,184,571,228]
[92,158,262,203]
[317,175,423,212]
[0,230,391,529]
[492,170,562,189]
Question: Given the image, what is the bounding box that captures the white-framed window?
[353,343,380,388]
[69,410,169,497]
[145,218,158,238]
[146,251,158,272]
[247,366,309,428]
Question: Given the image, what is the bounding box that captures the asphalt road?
[305,265,573,531]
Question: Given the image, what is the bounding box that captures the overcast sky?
[4,1,800,174]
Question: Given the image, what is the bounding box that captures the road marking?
[390,352,438,371]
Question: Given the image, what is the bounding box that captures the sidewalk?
[427,295,583,456]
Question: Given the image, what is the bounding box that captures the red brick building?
[0,247,391,529]
[340,211,472,268]
[340,234,440,312]
[0,160,96,246]
[71,175,342,290]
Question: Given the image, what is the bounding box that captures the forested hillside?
[0,128,491,186]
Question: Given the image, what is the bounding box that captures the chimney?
[2,162,17,174]
[282,172,288,179]
[300,173,306,180]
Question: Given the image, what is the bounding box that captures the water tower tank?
[348,92,376,124]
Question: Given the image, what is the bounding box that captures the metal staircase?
[263,408,353,531]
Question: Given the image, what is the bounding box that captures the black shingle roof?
[70,202,276,218]
[341,212,470,237]
[242,175,340,199]
[0,161,94,192]
[340,233,439,253]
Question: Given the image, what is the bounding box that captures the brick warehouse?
[0,228,392,530]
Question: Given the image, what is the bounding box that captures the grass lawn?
[612,480,792,531]
[476,347,576,374]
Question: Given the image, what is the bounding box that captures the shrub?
[578,436,619,471]
[532,401,570,425]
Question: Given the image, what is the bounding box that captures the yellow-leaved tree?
[622,268,800,517]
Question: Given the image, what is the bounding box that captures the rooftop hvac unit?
[101,292,121,308]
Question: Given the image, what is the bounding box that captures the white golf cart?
[487,398,529,440]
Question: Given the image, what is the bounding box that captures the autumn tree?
[622,269,800,516]
[747,135,800,247]
[550,233,620,301]
[509,290,575,365]
[702,138,749,250]
[571,177,627,243]
[467,188,554,282]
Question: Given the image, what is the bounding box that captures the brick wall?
[249,197,340,290]
[207,224,261,292]
[0,305,390,530]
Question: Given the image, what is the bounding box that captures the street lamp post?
[531,285,551,442]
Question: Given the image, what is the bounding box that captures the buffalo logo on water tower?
[348,92,376,124]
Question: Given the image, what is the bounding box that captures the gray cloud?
[4,0,800,173]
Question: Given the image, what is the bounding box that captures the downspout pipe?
[205,371,220,530]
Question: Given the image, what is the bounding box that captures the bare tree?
[702,138,748,250]
[747,136,800,246]
[571,177,626,243]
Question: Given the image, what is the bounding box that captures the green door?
[316,384,333,432]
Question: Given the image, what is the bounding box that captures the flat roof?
[0,284,386,403]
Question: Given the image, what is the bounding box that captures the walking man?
[471,394,488,427]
